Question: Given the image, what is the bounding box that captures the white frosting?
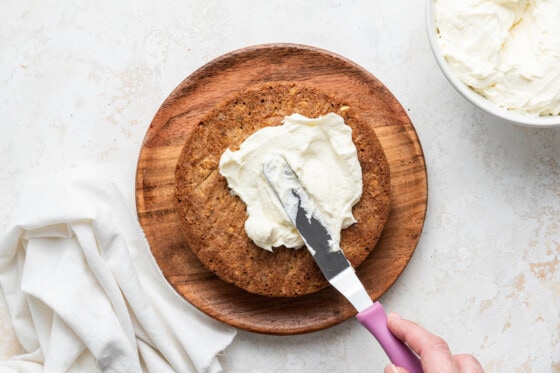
[434,0,560,116]
[219,113,362,252]
[261,154,323,256]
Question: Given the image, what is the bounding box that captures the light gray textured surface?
[1,1,559,371]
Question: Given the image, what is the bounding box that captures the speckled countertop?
[1,1,559,371]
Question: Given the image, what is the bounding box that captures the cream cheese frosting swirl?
[219,112,362,252]
[435,0,560,116]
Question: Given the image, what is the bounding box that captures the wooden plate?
[135,43,427,335]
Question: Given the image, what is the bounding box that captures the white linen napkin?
[0,166,236,373]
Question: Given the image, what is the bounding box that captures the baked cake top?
[175,82,390,297]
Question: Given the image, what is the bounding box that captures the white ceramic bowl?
[425,0,560,127]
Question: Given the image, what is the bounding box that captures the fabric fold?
[0,166,236,372]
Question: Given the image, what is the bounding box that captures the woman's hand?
[384,313,484,373]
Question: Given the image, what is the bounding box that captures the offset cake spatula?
[263,155,422,373]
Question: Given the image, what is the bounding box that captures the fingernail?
[388,363,400,373]
[388,312,403,320]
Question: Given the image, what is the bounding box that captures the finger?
[386,313,450,355]
[454,354,485,372]
[384,363,409,373]
[387,313,459,372]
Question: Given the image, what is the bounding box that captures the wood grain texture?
[135,44,428,335]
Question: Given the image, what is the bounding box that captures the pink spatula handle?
[356,302,423,373]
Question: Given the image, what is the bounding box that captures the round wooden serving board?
[135,44,428,335]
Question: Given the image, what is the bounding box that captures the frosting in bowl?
[434,0,560,116]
